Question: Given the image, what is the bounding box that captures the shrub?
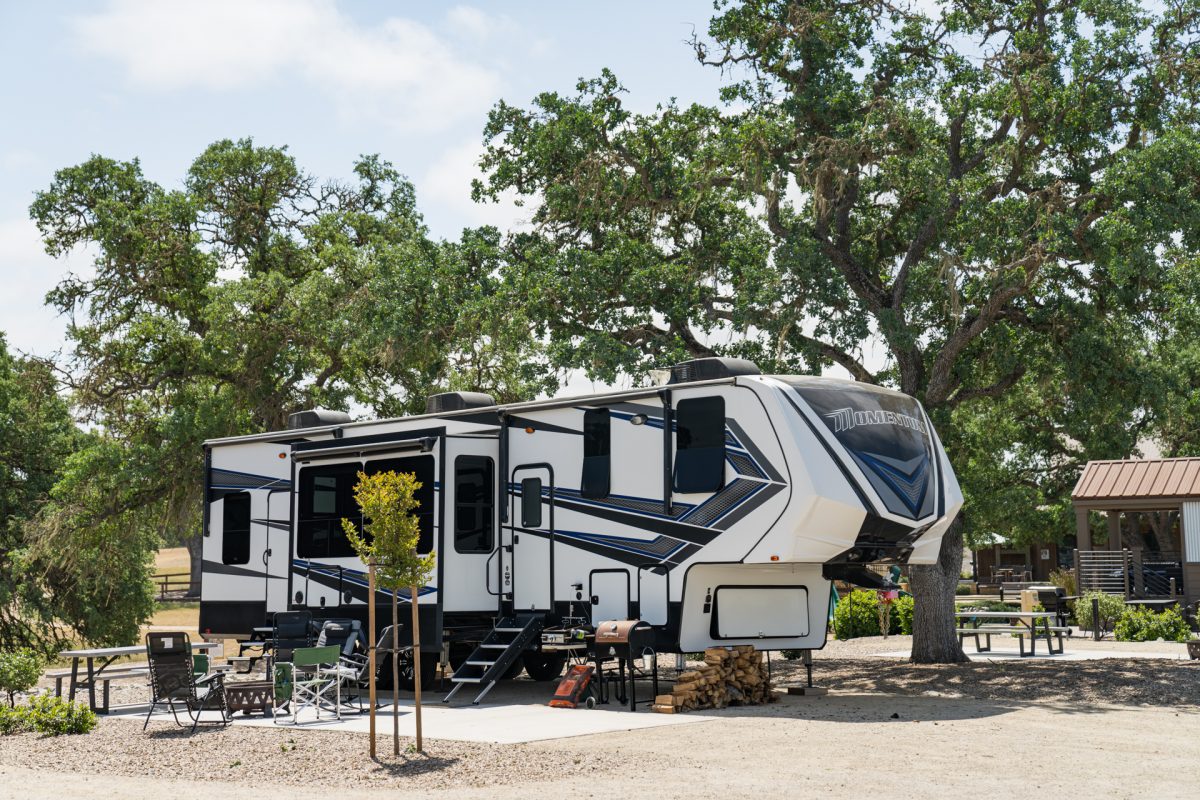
[831,590,911,639]
[955,583,973,595]
[1048,568,1077,597]
[0,705,26,735]
[0,649,45,707]
[1113,606,1192,643]
[1074,592,1125,633]
[892,595,915,635]
[833,589,883,639]
[21,696,96,736]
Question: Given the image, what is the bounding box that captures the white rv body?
[200,366,962,657]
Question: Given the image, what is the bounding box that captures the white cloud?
[70,0,504,132]
[420,140,531,234]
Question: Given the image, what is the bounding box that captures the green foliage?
[1074,592,1127,633]
[832,590,911,639]
[0,649,45,707]
[892,595,915,636]
[0,696,98,736]
[1114,606,1192,643]
[0,336,81,651]
[18,696,97,736]
[955,583,972,595]
[342,471,435,591]
[28,139,552,612]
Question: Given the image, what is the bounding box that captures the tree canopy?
[477,0,1200,546]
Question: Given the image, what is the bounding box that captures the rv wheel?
[522,652,567,682]
[398,651,439,691]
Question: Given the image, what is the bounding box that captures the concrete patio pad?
[111,678,714,743]
[876,646,1190,662]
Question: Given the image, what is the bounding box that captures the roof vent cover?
[287,409,353,430]
[425,391,497,414]
[667,357,761,385]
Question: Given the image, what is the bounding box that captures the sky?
[0,0,730,362]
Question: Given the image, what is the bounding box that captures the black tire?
[522,651,566,682]
[398,651,439,691]
[502,658,525,680]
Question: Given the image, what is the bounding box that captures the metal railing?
[1074,549,1181,598]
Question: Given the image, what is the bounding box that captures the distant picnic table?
[54,641,220,713]
[955,610,1067,658]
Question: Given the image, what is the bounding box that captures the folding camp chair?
[316,619,368,711]
[143,632,230,733]
[271,610,313,662]
[278,645,341,724]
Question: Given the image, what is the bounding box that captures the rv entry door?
[510,464,553,612]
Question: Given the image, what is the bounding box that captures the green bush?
[1074,592,1125,633]
[0,705,25,735]
[892,595,915,635]
[955,583,973,595]
[0,697,96,736]
[0,649,45,707]
[831,590,912,639]
[1113,606,1192,643]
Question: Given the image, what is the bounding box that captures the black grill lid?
[667,357,761,385]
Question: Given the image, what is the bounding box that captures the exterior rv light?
[525,426,535,434]
[278,452,287,459]
[630,414,648,425]
[332,427,344,439]
[770,555,780,561]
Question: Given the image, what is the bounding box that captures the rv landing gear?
[522,652,567,681]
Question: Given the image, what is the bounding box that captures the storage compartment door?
[590,569,630,622]
[711,586,810,639]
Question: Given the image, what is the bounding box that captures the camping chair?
[271,610,314,662]
[284,645,342,724]
[143,632,230,733]
[316,620,368,711]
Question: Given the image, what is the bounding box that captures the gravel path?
[6,639,1199,799]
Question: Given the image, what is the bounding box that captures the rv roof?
[202,373,860,447]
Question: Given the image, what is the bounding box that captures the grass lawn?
[153,546,189,576]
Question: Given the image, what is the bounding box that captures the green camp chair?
[276,645,341,725]
[191,653,209,679]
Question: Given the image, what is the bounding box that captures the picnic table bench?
[955,611,1067,657]
[54,641,219,713]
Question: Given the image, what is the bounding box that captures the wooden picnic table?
[56,641,220,713]
[955,610,1066,657]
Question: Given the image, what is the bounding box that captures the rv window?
[454,455,494,554]
[365,455,436,555]
[297,463,362,559]
[581,408,610,499]
[521,477,543,528]
[674,396,726,493]
[221,492,251,565]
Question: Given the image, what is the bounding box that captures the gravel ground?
[6,637,1199,799]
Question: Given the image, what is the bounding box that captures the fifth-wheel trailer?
[198,357,962,693]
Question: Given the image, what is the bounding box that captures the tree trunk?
[184,529,203,598]
[909,514,969,663]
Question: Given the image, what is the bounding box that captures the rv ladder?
[442,615,544,705]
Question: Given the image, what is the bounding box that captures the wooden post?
[1122,549,1131,598]
[1075,507,1092,552]
[411,584,423,753]
[368,562,377,758]
[1108,511,1122,551]
[392,589,399,756]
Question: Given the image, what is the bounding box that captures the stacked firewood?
[652,646,775,713]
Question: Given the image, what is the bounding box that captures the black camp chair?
[143,632,230,733]
[271,611,314,662]
[317,620,368,709]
